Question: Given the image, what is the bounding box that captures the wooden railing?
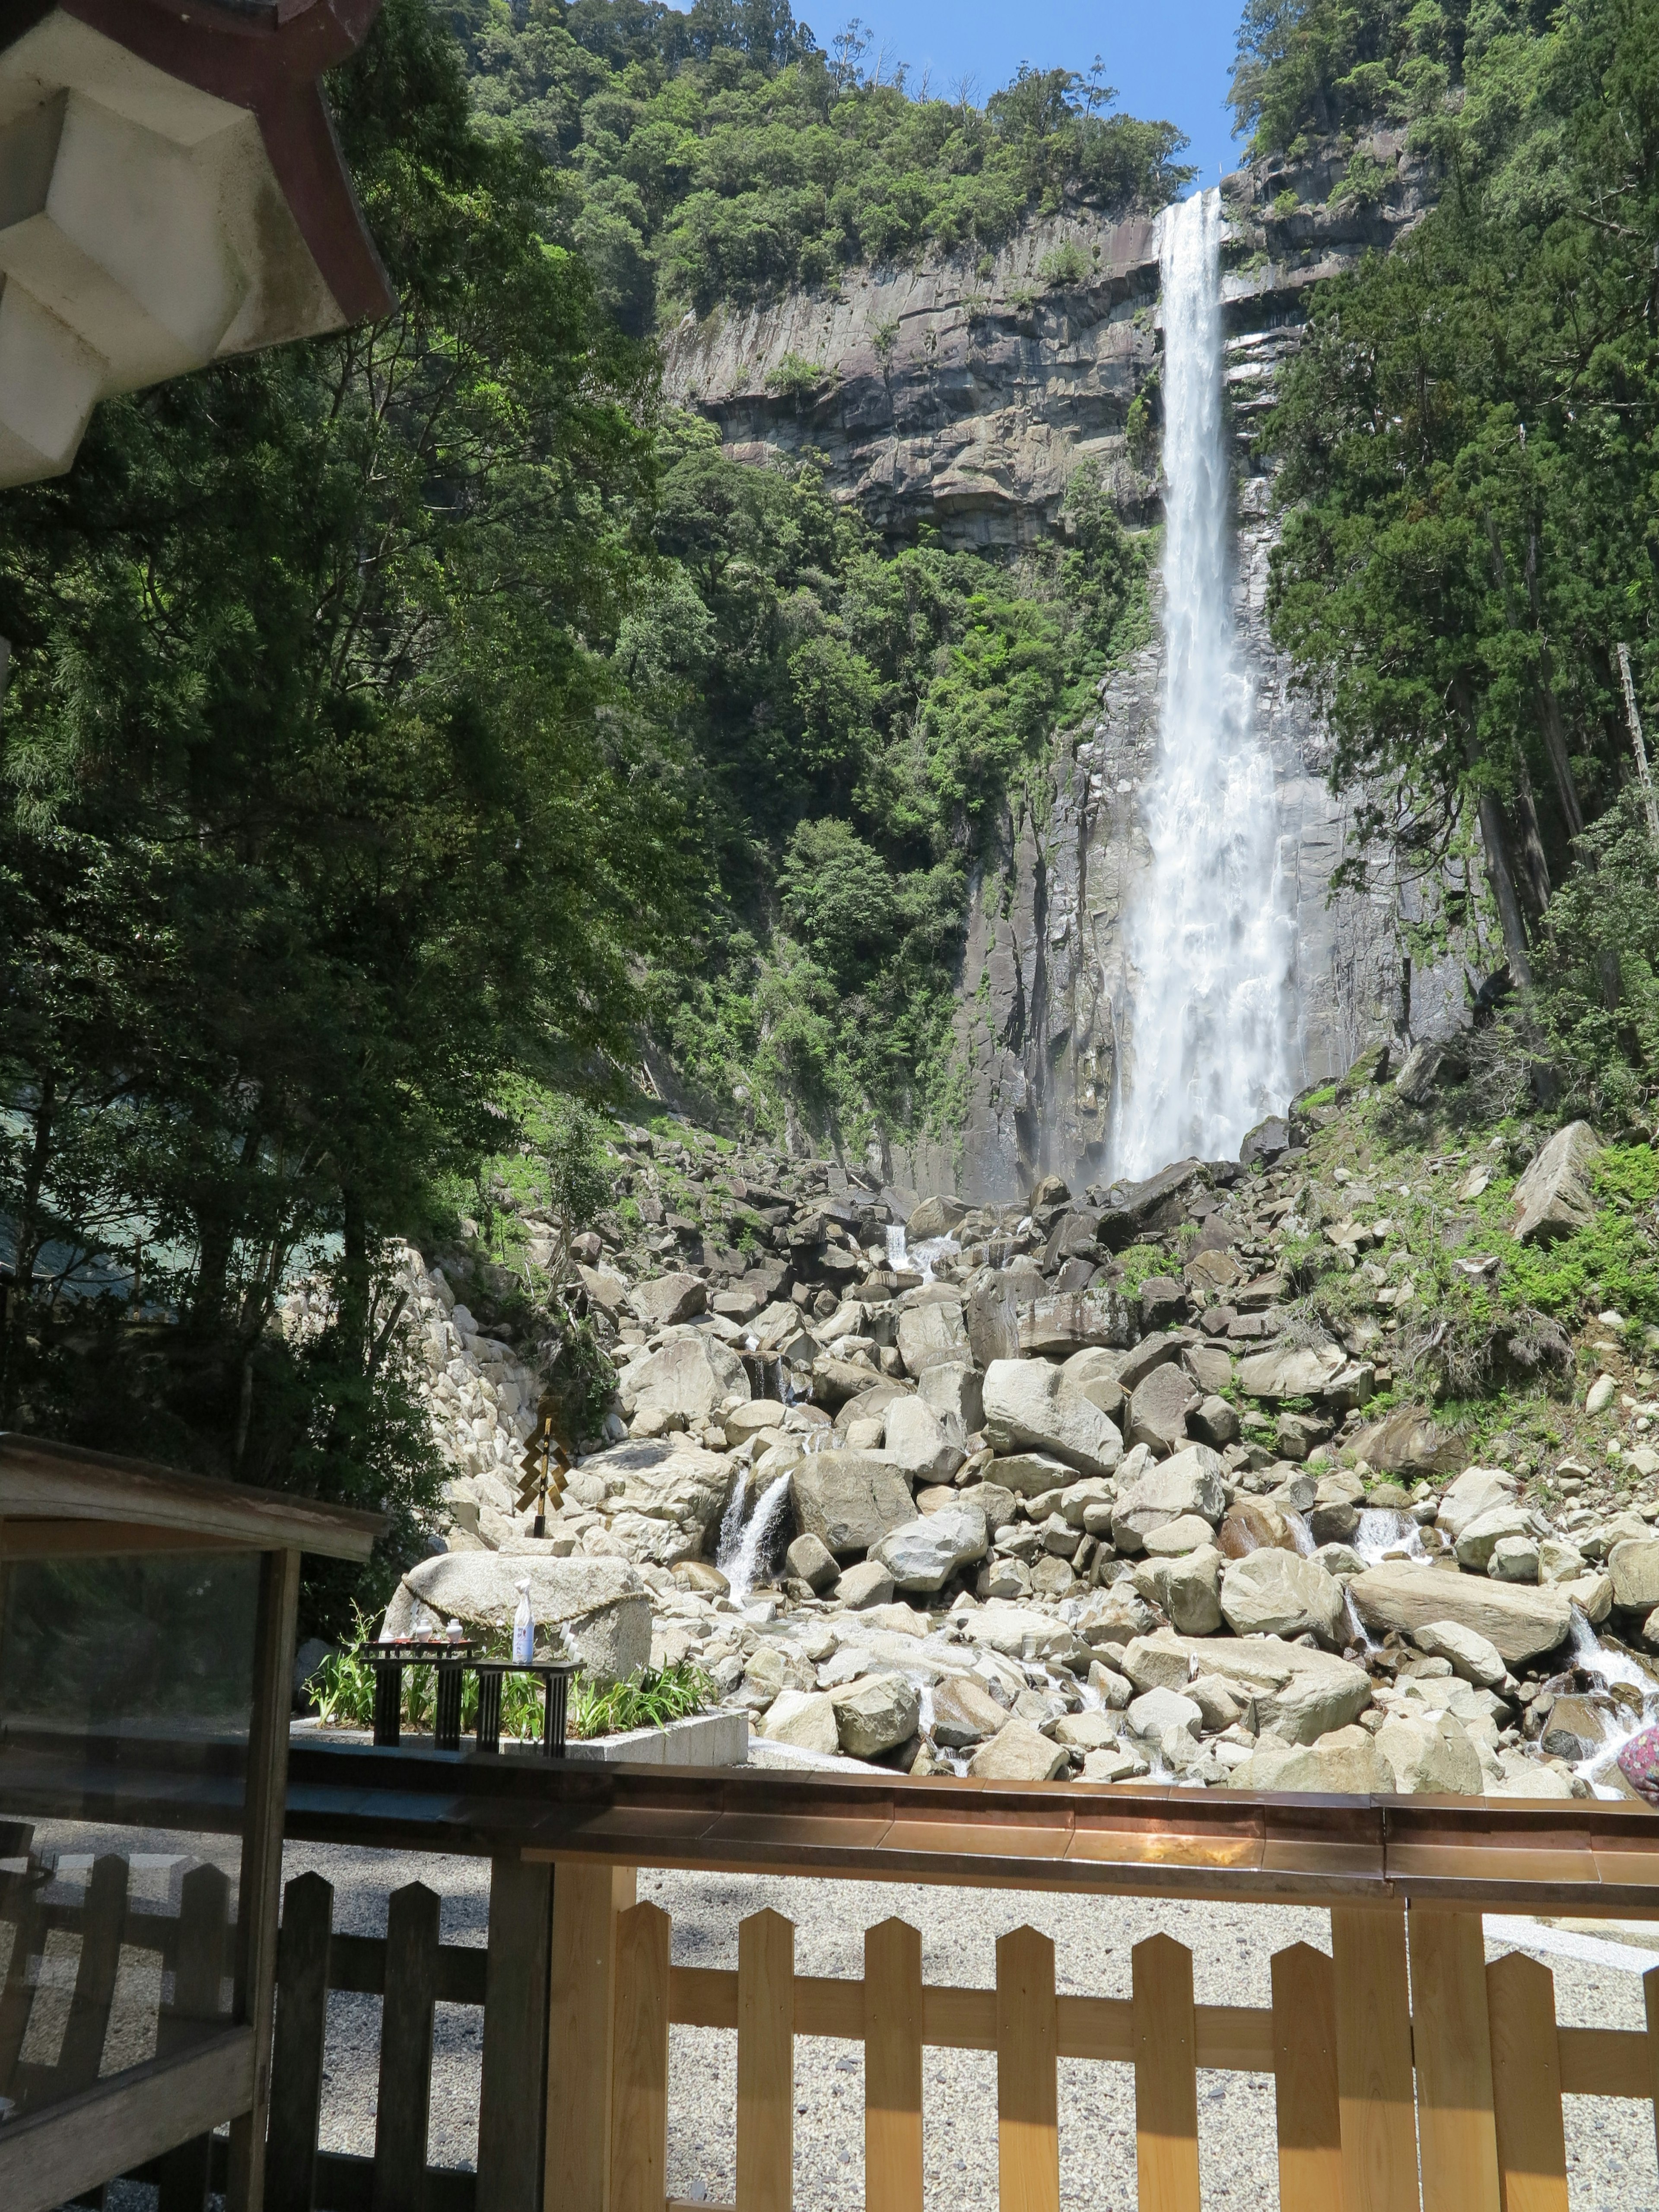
[0,1832,547,2212]
[549,1860,1659,2212]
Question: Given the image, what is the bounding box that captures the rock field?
[350,1070,1659,1800]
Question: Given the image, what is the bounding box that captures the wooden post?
[1270,1942,1344,2212]
[157,1862,232,2212]
[264,1871,334,2212]
[1487,1951,1568,2212]
[545,1861,636,2212]
[371,1881,440,2212]
[1131,1934,1200,2212]
[56,1853,129,2094]
[609,1902,671,2212]
[1408,1908,1499,2212]
[1330,1907,1420,2212]
[736,1907,795,2212]
[864,1918,922,2212]
[1646,1965,1659,2180]
[227,1544,302,2212]
[477,1853,552,2212]
[995,1926,1058,2212]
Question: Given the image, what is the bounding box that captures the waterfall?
[718,1472,793,1606]
[1111,188,1295,1179]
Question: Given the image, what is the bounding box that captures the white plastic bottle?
[512,1579,535,1664]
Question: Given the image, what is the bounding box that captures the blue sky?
[824,0,1246,186]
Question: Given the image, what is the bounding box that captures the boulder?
[1511,1120,1602,1244]
[1455,1503,1533,1571]
[966,1277,1021,1367]
[577,1265,628,1316]
[1346,1407,1467,1477]
[1141,1514,1219,1557]
[1189,1395,1241,1448]
[1564,1570,1614,1625]
[1411,1619,1507,1690]
[1236,1343,1348,1401]
[884,1397,965,1482]
[1489,1536,1541,1584]
[1061,1346,1125,1419]
[960,1603,1077,1662]
[1118,1335,1185,1392]
[1348,1563,1571,1665]
[1374,1713,1483,1795]
[918,1361,984,1434]
[1053,1709,1119,1751]
[873,1505,988,1592]
[1098,1159,1209,1243]
[966,1718,1069,1781]
[907,1195,969,1240]
[1217,1499,1300,1559]
[833,1560,896,1609]
[386,1553,649,1684]
[963,1481,1019,1534]
[1074,1584,1159,1645]
[725,1401,788,1446]
[1229,1726,1392,1795]
[896,1300,969,1376]
[1130,1544,1224,1635]
[1110,1444,1226,1554]
[982,1358,1124,1476]
[1182,1344,1235,1395]
[758,1689,842,1756]
[831,1672,922,1758]
[627,1271,708,1329]
[1610,1539,1659,1611]
[791,1453,917,1557]
[1127,1685,1203,1741]
[618,1335,750,1422]
[1538,1693,1609,1763]
[578,1439,739,1560]
[931,1674,1012,1748]
[1239,1116,1290,1170]
[785,1532,839,1593]
[1082,1745,1150,1783]
[1437,1466,1519,1543]
[992,1450,1078,1497]
[1126,1363,1200,1453]
[1394,1039,1466,1106]
[1220,1550,1347,1646]
[1120,1628,1371,1744]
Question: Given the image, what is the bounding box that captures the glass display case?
[0,1433,380,2212]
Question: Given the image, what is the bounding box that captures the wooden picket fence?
[550,1863,1659,2212]
[0,1833,548,2212]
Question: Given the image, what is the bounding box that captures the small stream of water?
[717,1472,794,1607]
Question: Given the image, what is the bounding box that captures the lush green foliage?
[0,0,676,1615]
[634,431,1151,1140]
[1230,0,1472,156]
[448,0,1191,327]
[1262,0,1659,1022]
[571,1659,716,1736]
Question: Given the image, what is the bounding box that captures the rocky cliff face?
[665,129,1491,1203]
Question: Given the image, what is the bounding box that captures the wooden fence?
[549,1860,1659,2212]
[0,1830,548,2212]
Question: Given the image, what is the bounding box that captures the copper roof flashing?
[0,0,392,483]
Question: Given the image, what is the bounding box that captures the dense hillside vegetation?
[1246,0,1659,1119]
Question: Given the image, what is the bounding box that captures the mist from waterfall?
[1109,188,1294,1180]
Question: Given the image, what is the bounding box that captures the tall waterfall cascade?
[1109,190,1296,1179]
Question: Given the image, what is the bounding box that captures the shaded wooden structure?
[0,1432,380,2212]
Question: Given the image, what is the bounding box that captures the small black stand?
[471,1659,581,1757]
[360,1640,478,1748]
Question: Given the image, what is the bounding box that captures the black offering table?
[360,1639,477,1751]
[471,1658,581,1758]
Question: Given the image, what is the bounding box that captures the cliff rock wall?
[664,131,1491,1203]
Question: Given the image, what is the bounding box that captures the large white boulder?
[1130,1545,1224,1635]
[1454,1503,1534,1571]
[1374,1712,1483,1795]
[790,1452,917,1558]
[1220,1549,1347,1646]
[896,1300,969,1376]
[1435,1465,1518,1541]
[872,1505,988,1592]
[618,1334,750,1421]
[1119,1628,1371,1745]
[1511,1120,1601,1243]
[883,1396,966,1482]
[830,1672,921,1757]
[1348,1563,1571,1665]
[1411,1618,1507,1690]
[1227,1726,1392,1795]
[627,1272,707,1329]
[572,1439,737,1561]
[982,1358,1124,1476]
[385,1553,649,1684]
[1110,1444,1225,1554]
